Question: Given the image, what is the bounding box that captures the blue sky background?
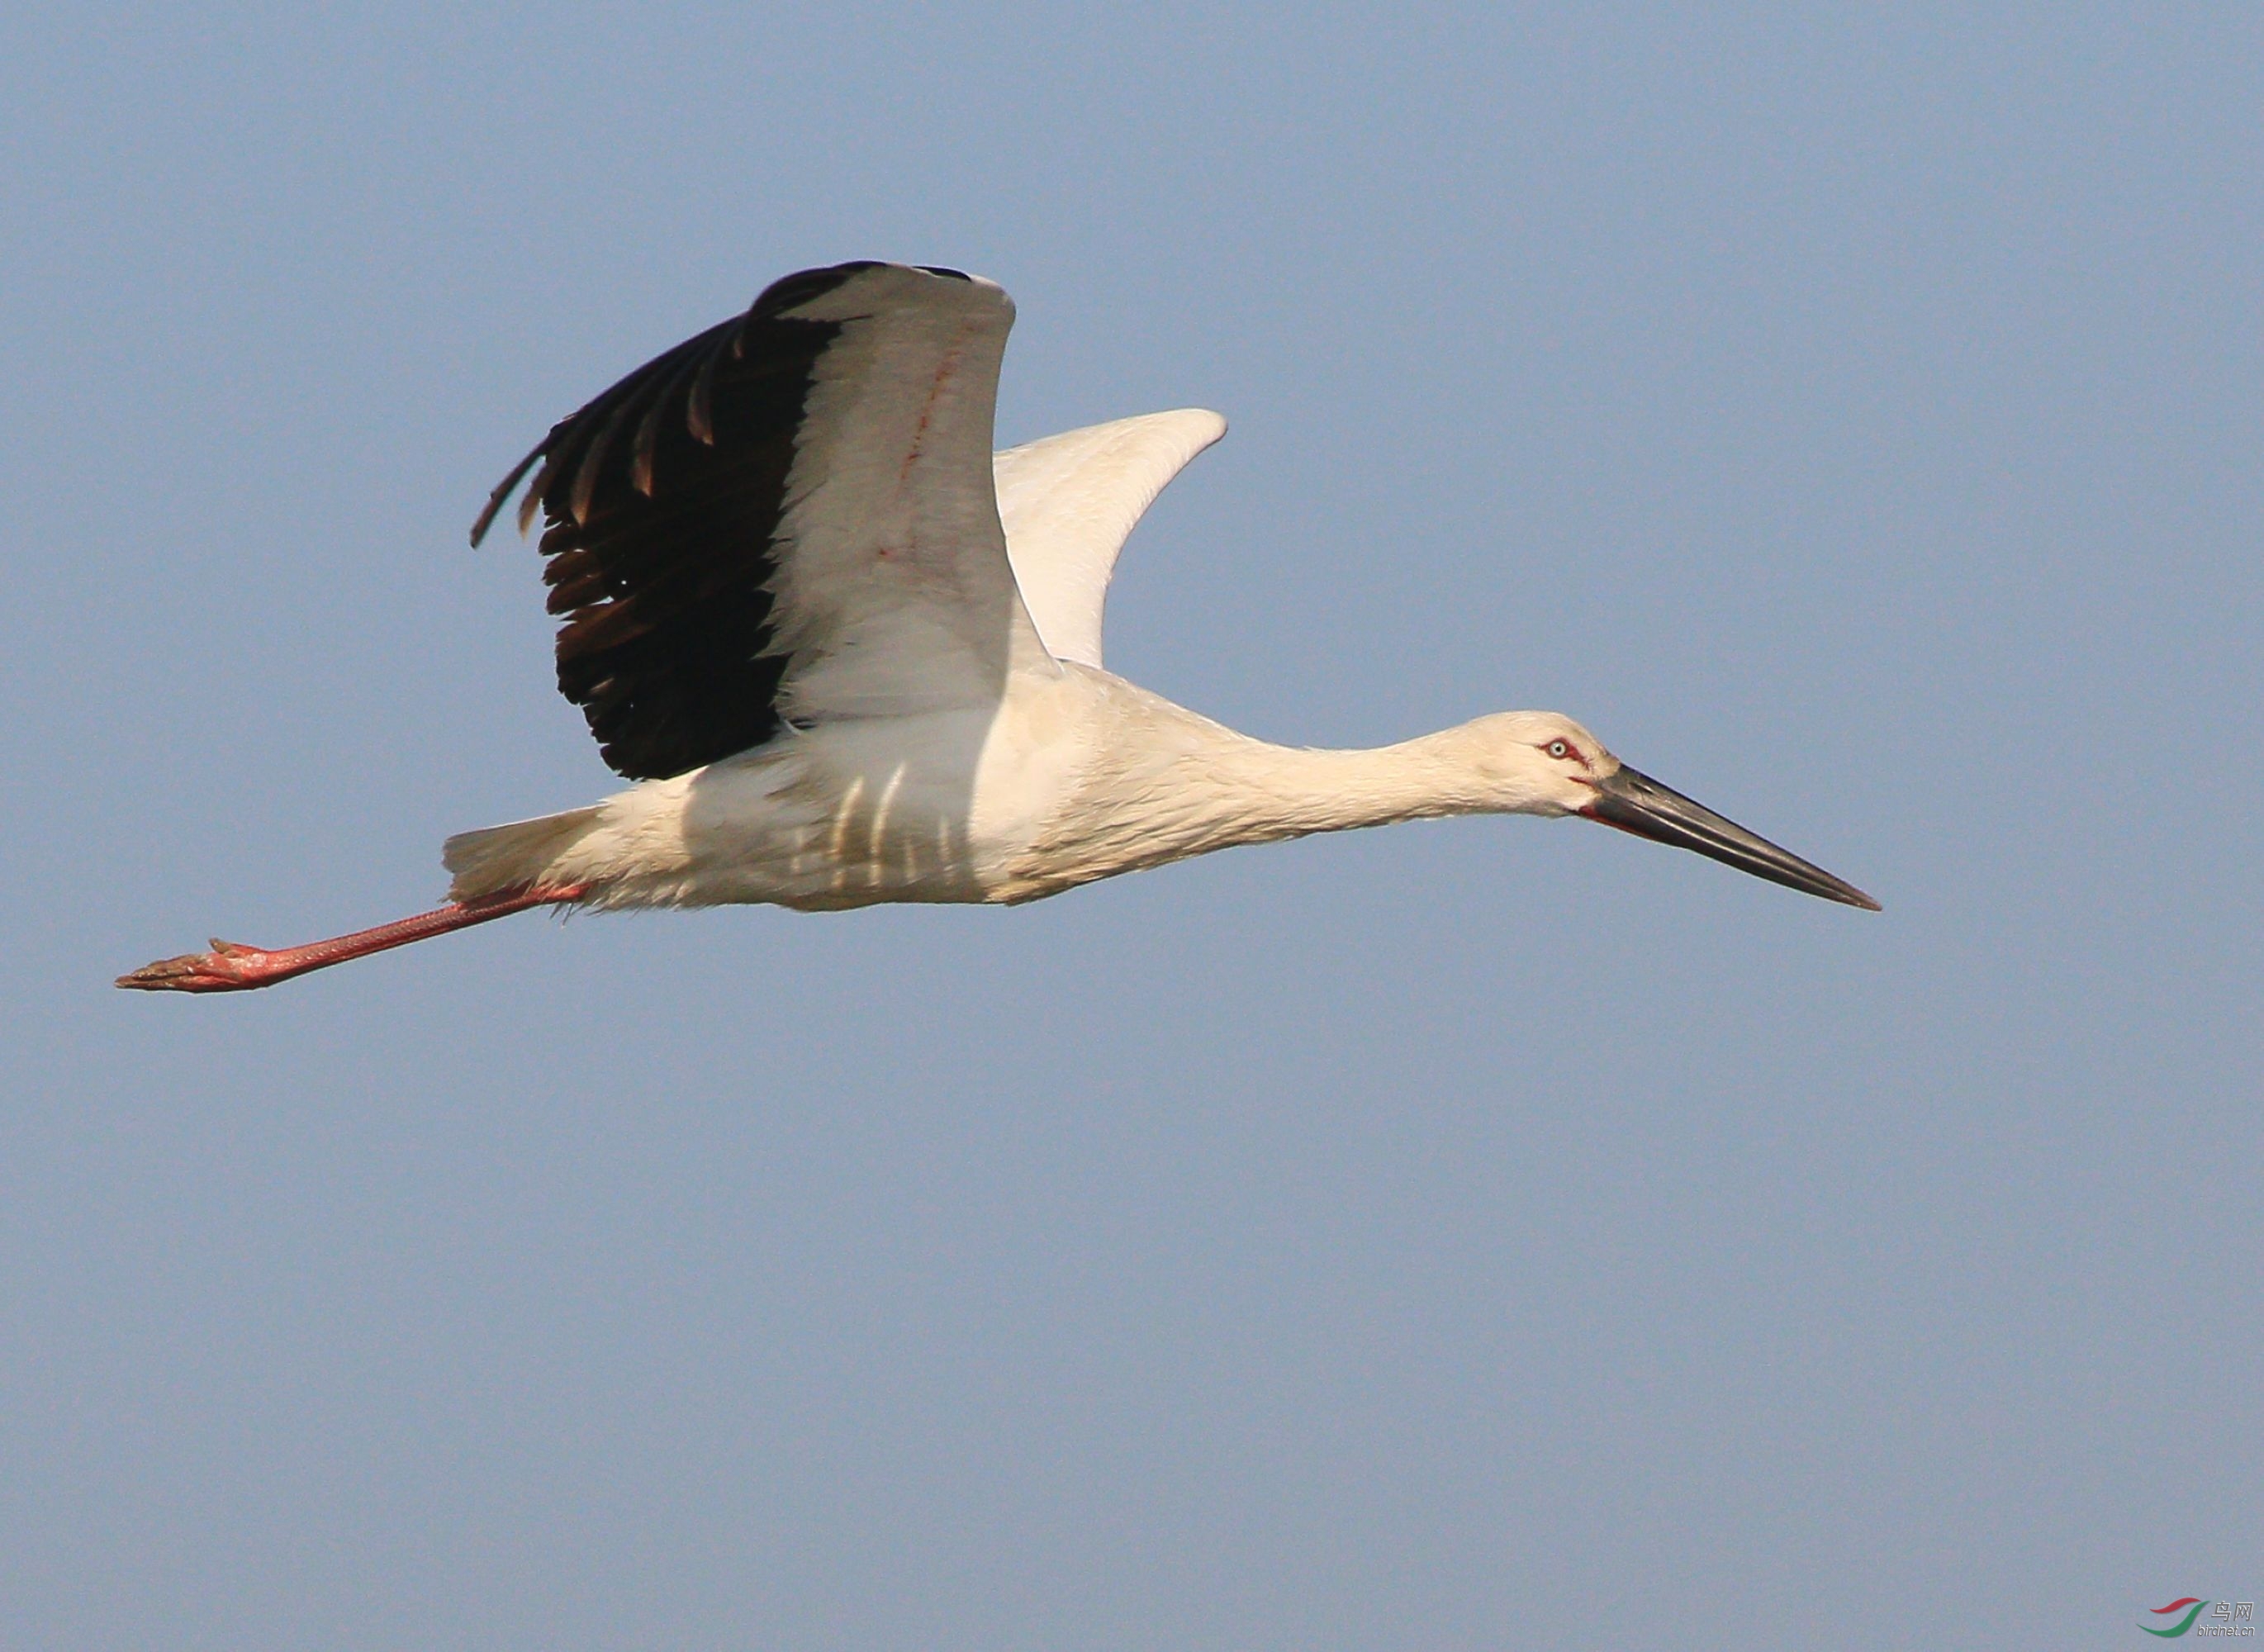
[3,5,2258,1649]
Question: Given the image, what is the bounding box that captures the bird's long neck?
[1198,725,1500,843]
[1030,709,1506,895]
[1008,686,1544,900]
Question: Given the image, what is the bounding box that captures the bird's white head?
[1452,710,1621,816]
[1452,710,1880,909]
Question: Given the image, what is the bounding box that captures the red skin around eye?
[1553,743,1600,786]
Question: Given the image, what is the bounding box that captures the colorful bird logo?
[2141,1598,2207,1638]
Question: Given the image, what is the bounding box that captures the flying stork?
[120,260,1876,994]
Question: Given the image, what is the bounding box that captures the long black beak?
[1582,766,1880,910]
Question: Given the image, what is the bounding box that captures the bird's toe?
[115,942,268,992]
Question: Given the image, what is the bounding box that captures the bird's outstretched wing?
[473,261,1055,781]
[993,409,1227,668]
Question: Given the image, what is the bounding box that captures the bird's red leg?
[115,883,587,994]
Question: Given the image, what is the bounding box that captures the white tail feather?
[443,807,602,902]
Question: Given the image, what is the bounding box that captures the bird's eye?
[1546,739,1572,760]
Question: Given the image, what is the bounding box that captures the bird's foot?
[116,938,285,993]
[116,884,587,995]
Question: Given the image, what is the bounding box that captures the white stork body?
[121,262,1872,995]
[441,665,1573,914]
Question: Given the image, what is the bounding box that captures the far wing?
[473,261,1055,781]
[993,409,1227,668]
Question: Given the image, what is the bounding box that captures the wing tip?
[469,441,550,546]
[1176,406,1229,447]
